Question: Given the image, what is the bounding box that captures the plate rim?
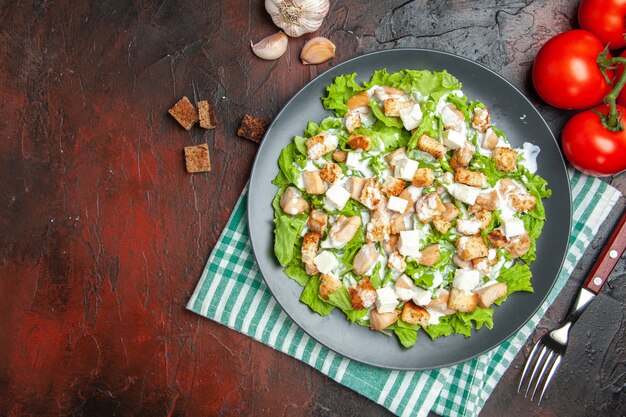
[247,47,572,370]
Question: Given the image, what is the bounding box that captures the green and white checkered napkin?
[187,170,621,417]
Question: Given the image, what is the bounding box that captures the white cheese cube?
[442,129,466,149]
[452,269,480,291]
[398,230,421,258]
[345,151,362,169]
[325,184,351,210]
[399,103,423,131]
[387,196,408,213]
[501,216,525,238]
[447,183,481,205]
[313,251,338,274]
[394,157,419,181]
[412,287,432,306]
[375,287,399,313]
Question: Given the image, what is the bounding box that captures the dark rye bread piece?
[169,96,198,130]
[237,114,269,143]
[198,100,217,129]
[184,143,211,173]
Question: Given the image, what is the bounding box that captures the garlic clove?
[251,31,289,60]
[300,36,335,65]
[265,0,330,37]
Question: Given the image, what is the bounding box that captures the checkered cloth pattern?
[187,170,620,417]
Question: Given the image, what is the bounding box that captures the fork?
[518,210,626,404]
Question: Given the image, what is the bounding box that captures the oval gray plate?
[248,49,571,370]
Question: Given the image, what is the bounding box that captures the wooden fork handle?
[583,210,626,294]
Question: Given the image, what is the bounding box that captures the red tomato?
[579,0,626,49]
[562,105,626,176]
[532,30,613,110]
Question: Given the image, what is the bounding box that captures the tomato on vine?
[578,0,626,49]
[562,49,626,176]
[532,30,613,109]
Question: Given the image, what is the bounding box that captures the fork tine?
[525,345,547,397]
[538,355,562,405]
[518,341,541,393]
[531,350,554,401]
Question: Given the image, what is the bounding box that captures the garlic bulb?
[301,36,335,65]
[251,31,289,60]
[265,0,330,37]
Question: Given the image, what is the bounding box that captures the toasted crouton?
[301,232,321,265]
[453,143,475,167]
[319,273,342,300]
[493,147,518,172]
[390,213,406,234]
[455,235,489,261]
[432,218,451,234]
[487,230,509,248]
[348,134,371,151]
[385,147,407,171]
[454,168,486,188]
[237,114,269,143]
[510,193,537,213]
[448,288,478,313]
[507,234,531,259]
[308,210,328,235]
[320,162,343,184]
[472,107,490,133]
[474,209,492,229]
[418,134,448,159]
[383,98,414,117]
[412,167,434,187]
[332,150,347,163]
[366,209,391,243]
[184,143,211,173]
[169,96,198,130]
[482,127,499,150]
[346,176,366,201]
[302,171,327,195]
[401,302,430,327]
[350,278,377,309]
[360,178,383,210]
[418,244,440,267]
[387,252,406,272]
[475,282,507,308]
[382,176,406,197]
[198,100,217,129]
[472,190,499,212]
[369,309,400,331]
[346,91,370,110]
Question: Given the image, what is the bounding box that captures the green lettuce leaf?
[322,73,365,117]
[300,275,335,316]
[284,257,311,287]
[369,100,404,128]
[272,143,305,187]
[274,214,305,266]
[497,263,533,297]
[364,69,462,101]
[394,327,418,348]
[424,307,494,339]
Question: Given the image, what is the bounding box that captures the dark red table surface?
[1,1,625,416]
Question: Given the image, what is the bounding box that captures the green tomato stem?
[600,56,626,131]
